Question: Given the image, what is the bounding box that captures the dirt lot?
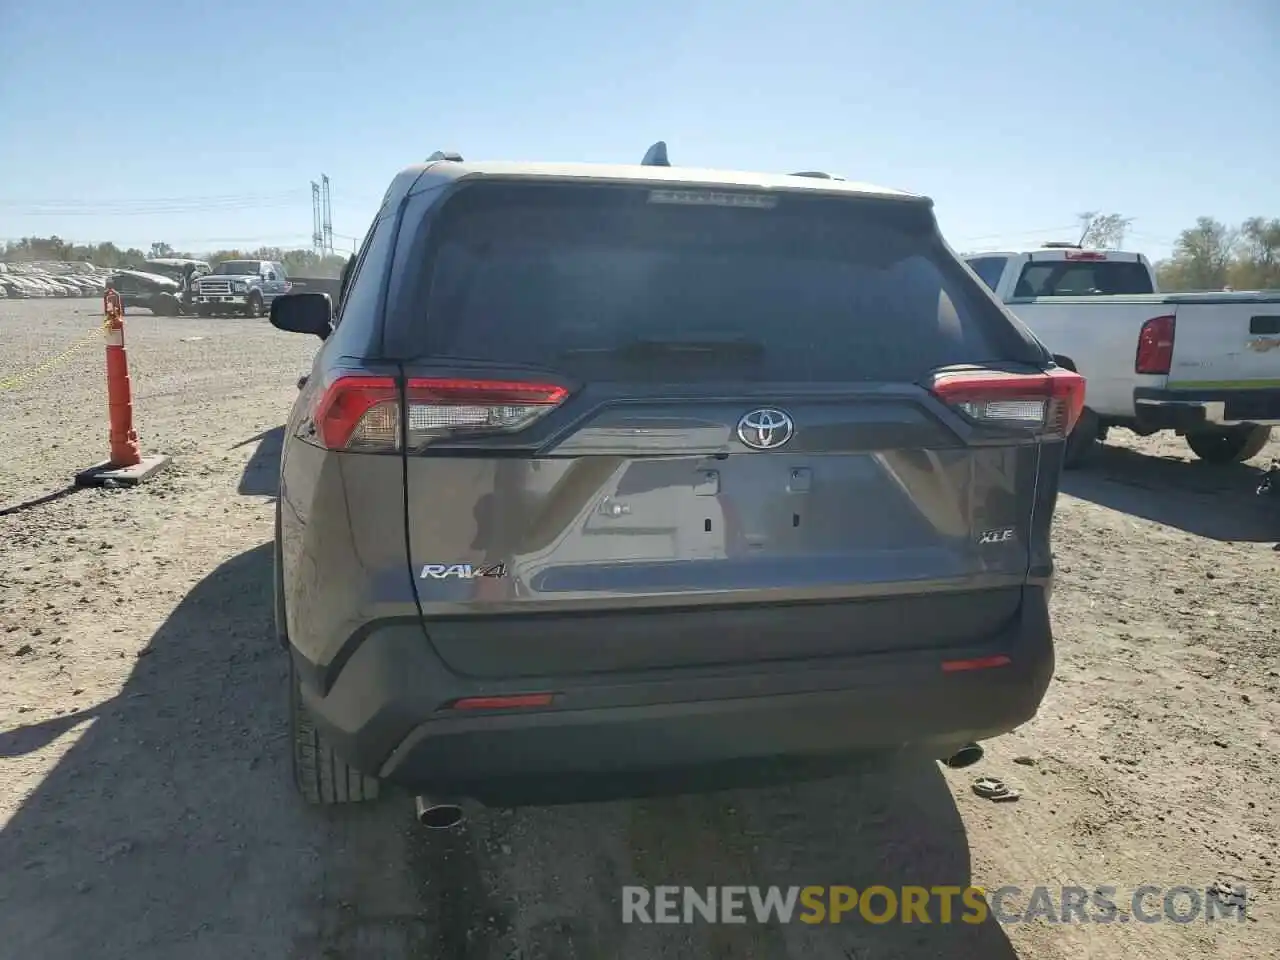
[0,298,1276,960]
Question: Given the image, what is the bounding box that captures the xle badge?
[420,562,508,580]
[978,528,1015,545]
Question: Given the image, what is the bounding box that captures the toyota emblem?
[736,408,794,450]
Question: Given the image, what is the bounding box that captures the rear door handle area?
[787,467,812,493]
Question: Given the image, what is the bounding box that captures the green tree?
[1230,217,1280,290]
[1159,217,1238,291]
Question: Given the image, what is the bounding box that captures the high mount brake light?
[310,376,569,451]
[1064,251,1107,261]
[1135,315,1176,375]
[928,369,1086,438]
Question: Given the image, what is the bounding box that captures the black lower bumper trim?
[294,589,1054,805]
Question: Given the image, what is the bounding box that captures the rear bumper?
[294,588,1055,805]
[1134,386,1280,429]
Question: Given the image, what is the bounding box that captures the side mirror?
[270,292,332,340]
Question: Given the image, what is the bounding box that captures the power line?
[949,225,1079,244]
[0,190,311,218]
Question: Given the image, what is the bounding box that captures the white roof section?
[397,158,926,203]
[963,248,1147,261]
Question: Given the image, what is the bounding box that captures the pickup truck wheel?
[289,658,381,805]
[1186,426,1272,464]
[245,293,264,318]
[1063,408,1101,469]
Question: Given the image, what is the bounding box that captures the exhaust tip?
[941,744,984,769]
[414,795,464,830]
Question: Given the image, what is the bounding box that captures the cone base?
[74,455,172,488]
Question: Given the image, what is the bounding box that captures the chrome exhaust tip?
[941,743,984,769]
[414,795,465,830]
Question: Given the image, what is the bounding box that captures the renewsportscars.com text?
[621,885,1248,925]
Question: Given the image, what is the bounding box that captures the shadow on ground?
[1062,442,1275,541]
[0,542,1018,960]
[235,426,283,497]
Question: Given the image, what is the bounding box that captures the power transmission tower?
[321,175,334,256]
[311,181,323,255]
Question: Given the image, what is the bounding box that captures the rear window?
[1013,259,1154,297]
[409,183,1038,382]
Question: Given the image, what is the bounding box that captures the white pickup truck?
[965,244,1280,467]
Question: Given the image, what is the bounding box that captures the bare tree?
[1076,212,1134,250]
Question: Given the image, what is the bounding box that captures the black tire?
[152,294,180,317]
[245,293,264,318]
[1186,425,1272,464]
[1063,407,1101,469]
[289,657,381,805]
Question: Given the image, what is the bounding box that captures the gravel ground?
[0,299,1277,960]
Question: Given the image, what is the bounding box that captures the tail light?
[1135,315,1175,375]
[928,368,1086,438]
[310,375,569,451]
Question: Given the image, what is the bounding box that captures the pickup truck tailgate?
[1169,297,1280,390]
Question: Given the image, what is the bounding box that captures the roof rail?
[641,141,670,167]
[1041,241,1082,249]
[427,150,463,162]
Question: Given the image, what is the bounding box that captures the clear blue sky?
[0,0,1274,259]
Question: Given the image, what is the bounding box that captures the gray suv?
[270,147,1084,818]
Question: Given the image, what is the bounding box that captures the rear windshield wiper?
[559,337,766,362]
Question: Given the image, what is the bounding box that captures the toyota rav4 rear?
[272,155,1082,807]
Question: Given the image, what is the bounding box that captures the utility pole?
[321,175,334,256]
[311,182,323,255]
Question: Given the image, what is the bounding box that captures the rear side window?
[966,256,1008,292]
[334,214,395,327]
[408,183,1040,382]
[1013,260,1154,297]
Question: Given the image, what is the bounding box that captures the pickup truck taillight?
[928,368,1086,439]
[310,375,569,451]
[1136,315,1176,375]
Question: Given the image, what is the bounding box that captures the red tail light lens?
[308,375,570,451]
[1135,315,1175,375]
[928,368,1087,438]
[313,376,400,450]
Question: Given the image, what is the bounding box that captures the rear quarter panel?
[1166,297,1280,389]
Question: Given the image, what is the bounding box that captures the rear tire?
[290,658,381,805]
[1186,425,1271,464]
[1063,407,1101,469]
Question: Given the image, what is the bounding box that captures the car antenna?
[641,141,670,166]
